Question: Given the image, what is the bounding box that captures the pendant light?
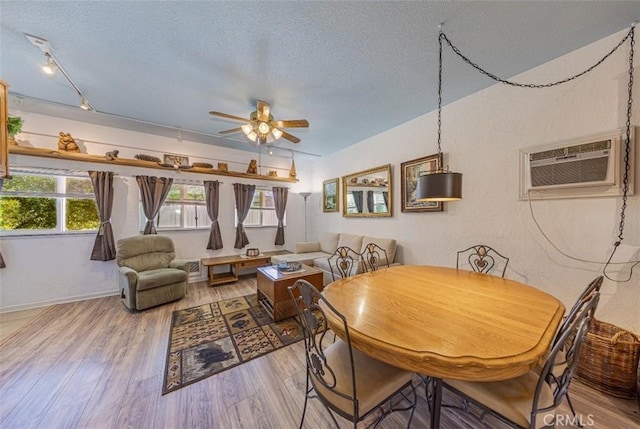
[416,26,463,202]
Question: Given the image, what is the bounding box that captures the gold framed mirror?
[342,164,392,217]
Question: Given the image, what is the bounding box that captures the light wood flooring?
[0,277,638,429]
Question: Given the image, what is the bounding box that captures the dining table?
[320,265,565,429]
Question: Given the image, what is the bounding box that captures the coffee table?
[256,264,323,321]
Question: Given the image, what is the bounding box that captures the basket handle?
[610,330,640,345]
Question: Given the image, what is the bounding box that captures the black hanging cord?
[440,24,637,282]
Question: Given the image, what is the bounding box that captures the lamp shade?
[416,171,463,201]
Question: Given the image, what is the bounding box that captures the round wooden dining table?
[321,265,565,429]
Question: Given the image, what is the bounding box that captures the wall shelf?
[8,145,298,183]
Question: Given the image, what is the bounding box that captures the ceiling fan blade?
[209,111,249,122]
[256,100,270,122]
[270,119,309,128]
[219,127,243,135]
[280,130,301,144]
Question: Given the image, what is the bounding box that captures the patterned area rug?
[163,294,304,394]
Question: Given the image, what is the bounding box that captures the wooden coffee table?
[256,264,324,321]
[201,250,290,286]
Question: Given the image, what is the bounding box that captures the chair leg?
[299,374,310,429]
[565,393,583,428]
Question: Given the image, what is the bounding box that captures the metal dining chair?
[361,242,390,272]
[288,279,417,429]
[546,275,603,421]
[327,246,362,281]
[441,295,598,429]
[456,244,509,277]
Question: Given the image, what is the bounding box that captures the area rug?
[163,294,304,394]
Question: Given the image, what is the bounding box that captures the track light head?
[80,96,91,111]
[42,53,57,75]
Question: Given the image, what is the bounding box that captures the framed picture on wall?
[323,178,339,212]
[400,153,443,212]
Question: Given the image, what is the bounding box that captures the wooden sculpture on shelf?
[289,159,297,178]
[57,132,81,153]
[105,150,119,160]
[217,162,228,171]
[247,159,258,174]
[268,170,278,177]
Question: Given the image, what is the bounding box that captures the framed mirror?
[342,164,392,217]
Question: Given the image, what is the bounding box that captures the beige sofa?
[271,232,398,285]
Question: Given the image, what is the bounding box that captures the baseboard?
[0,289,120,314]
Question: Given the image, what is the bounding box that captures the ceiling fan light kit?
[210,100,309,145]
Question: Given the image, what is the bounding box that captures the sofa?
[271,232,398,285]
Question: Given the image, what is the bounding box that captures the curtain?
[0,178,4,268]
[382,191,389,211]
[233,183,255,249]
[352,190,363,213]
[272,187,288,245]
[136,175,173,234]
[204,180,223,250]
[366,191,374,213]
[89,171,116,261]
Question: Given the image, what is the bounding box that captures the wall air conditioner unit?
[519,128,635,200]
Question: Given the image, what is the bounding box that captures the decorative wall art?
[323,178,339,212]
[400,153,443,212]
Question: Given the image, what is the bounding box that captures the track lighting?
[80,96,90,110]
[26,33,94,112]
[42,53,57,75]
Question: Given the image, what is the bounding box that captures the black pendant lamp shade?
[416,171,463,201]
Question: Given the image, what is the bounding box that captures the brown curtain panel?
[89,171,116,261]
[272,187,288,245]
[204,180,223,250]
[136,175,173,234]
[233,183,255,249]
[0,178,4,268]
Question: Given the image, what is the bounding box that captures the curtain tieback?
[99,219,112,235]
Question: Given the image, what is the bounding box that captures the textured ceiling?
[1,1,638,158]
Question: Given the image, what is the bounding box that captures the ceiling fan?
[210,100,309,145]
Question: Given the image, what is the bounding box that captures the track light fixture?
[25,33,95,112]
[42,53,57,75]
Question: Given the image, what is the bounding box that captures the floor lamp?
[300,192,311,241]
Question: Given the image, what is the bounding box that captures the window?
[0,171,99,235]
[238,189,284,228]
[146,183,208,230]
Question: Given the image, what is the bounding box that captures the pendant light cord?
[440,24,637,282]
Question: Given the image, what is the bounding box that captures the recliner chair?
[116,235,188,310]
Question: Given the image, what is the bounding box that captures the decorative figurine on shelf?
[134,154,162,163]
[57,132,81,153]
[268,170,278,177]
[289,159,297,178]
[105,150,119,160]
[246,159,258,174]
[217,162,228,171]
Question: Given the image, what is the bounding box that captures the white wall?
[312,29,640,332]
[0,115,313,312]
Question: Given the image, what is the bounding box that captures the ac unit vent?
[187,261,201,277]
[529,140,611,187]
[519,128,635,200]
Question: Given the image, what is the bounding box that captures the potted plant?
[7,116,23,145]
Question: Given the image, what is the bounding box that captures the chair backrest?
[554,276,603,346]
[328,246,362,281]
[531,295,599,427]
[361,242,390,272]
[288,279,358,419]
[116,235,176,272]
[456,244,509,277]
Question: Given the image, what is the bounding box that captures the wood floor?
[0,277,638,429]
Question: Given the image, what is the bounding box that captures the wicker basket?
[575,319,640,398]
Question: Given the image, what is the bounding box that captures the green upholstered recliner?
[116,235,188,311]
